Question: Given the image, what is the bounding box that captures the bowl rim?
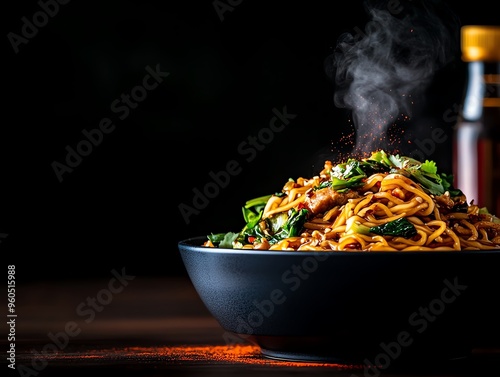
[178,236,500,256]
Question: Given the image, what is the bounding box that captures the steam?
[325,0,460,157]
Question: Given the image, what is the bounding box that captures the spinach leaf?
[270,208,309,243]
[369,217,418,238]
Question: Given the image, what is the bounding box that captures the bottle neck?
[461,61,500,122]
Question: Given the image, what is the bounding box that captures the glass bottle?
[453,25,500,216]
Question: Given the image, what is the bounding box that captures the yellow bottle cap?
[461,25,500,62]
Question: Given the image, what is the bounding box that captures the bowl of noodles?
[178,150,500,366]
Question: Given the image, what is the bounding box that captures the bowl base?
[260,348,354,364]
[248,334,473,367]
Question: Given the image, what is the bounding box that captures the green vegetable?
[273,208,308,241]
[246,208,309,245]
[421,160,438,174]
[244,195,272,212]
[349,217,417,238]
[241,194,272,230]
[370,217,418,238]
[370,150,394,167]
[268,212,289,234]
[327,158,387,192]
[330,175,365,192]
[207,232,240,248]
[440,173,463,197]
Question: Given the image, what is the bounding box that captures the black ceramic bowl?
[179,236,500,366]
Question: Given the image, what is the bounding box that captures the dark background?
[2,0,499,283]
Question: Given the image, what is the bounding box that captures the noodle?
[203,152,500,251]
[263,195,306,219]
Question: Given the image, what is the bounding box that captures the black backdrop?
[3,0,499,282]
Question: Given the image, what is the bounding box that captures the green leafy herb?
[207,232,240,248]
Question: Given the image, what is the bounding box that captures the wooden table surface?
[3,275,500,376]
